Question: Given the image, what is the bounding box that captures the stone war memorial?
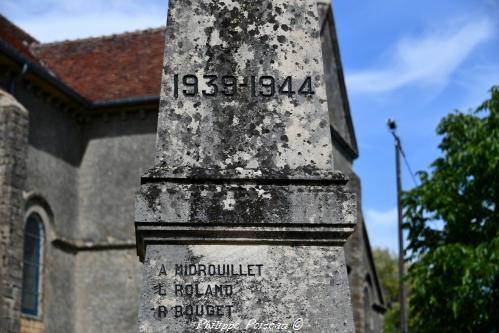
[0,0,388,332]
[135,0,357,332]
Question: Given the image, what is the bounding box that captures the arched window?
[363,286,372,333]
[21,213,44,317]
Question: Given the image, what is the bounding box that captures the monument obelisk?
[135,0,357,331]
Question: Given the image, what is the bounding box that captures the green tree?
[402,86,499,332]
[373,248,400,333]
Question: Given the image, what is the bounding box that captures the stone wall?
[77,111,157,242]
[344,173,385,333]
[73,110,156,333]
[14,81,81,333]
[23,91,81,242]
[4,78,161,333]
[16,82,158,333]
[0,90,28,333]
[74,249,143,333]
[0,79,90,333]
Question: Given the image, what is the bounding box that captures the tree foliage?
[402,86,499,332]
[373,248,400,333]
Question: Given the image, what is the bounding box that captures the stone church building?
[0,1,385,332]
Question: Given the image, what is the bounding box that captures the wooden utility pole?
[388,119,408,333]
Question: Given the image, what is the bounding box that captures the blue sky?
[2,0,498,253]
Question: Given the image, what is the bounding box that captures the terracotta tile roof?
[31,28,166,102]
[0,14,39,62]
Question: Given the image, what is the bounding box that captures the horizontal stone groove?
[136,228,354,238]
[135,222,356,228]
[140,177,348,186]
[143,238,347,246]
[136,227,354,261]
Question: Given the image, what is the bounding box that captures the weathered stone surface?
[136,183,355,226]
[135,0,357,332]
[140,245,354,333]
[135,182,357,261]
[0,90,28,333]
[155,0,333,178]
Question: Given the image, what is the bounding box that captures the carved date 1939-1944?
[173,74,315,98]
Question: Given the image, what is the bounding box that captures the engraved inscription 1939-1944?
[172,74,315,98]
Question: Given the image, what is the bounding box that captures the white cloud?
[346,17,495,94]
[1,0,168,42]
[366,207,398,227]
[365,207,400,252]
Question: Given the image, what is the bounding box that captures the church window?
[21,213,44,317]
[364,286,372,333]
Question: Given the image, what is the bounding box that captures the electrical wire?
[399,145,419,187]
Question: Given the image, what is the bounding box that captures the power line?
[399,145,418,187]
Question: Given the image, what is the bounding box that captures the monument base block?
[139,244,355,333]
[135,175,357,332]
